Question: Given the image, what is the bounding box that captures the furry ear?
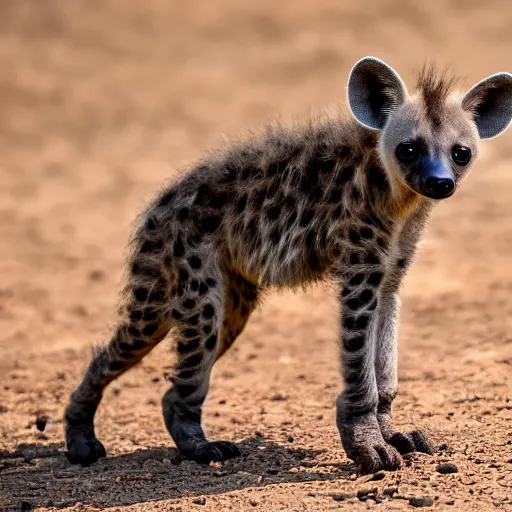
[347,56,408,130]
[462,72,512,139]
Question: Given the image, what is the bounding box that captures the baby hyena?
[65,57,512,474]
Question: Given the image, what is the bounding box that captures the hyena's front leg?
[375,277,434,455]
[336,264,402,474]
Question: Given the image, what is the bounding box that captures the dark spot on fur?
[199,215,221,234]
[351,185,361,202]
[205,335,217,350]
[360,227,374,240]
[344,335,365,352]
[109,360,126,371]
[177,284,185,297]
[348,273,365,287]
[186,313,200,326]
[142,323,158,336]
[202,303,215,319]
[346,354,364,372]
[129,310,143,321]
[178,208,190,222]
[362,213,389,235]
[300,209,315,227]
[195,184,212,203]
[140,239,163,254]
[183,298,196,310]
[231,291,239,309]
[143,309,158,322]
[349,253,361,265]
[269,227,281,245]
[376,236,388,250]
[349,230,361,245]
[327,187,342,204]
[240,165,260,182]
[183,328,199,339]
[397,258,408,269]
[146,217,158,231]
[332,205,342,219]
[337,165,355,187]
[368,166,388,192]
[198,282,209,295]
[355,314,370,330]
[206,278,216,287]
[174,237,185,258]
[171,309,183,320]
[364,252,380,265]
[252,187,267,210]
[367,299,378,311]
[208,193,227,210]
[149,288,166,302]
[157,189,176,208]
[178,369,195,380]
[367,271,383,286]
[176,383,197,397]
[178,339,200,354]
[203,324,212,335]
[128,326,140,337]
[344,316,355,330]
[266,203,281,221]
[189,255,202,269]
[190,279,199,291]
[347,289,373,310]
[179,267,189,282]
[181,353,203,367]
[134,287,149,302]
[236,194,248,213]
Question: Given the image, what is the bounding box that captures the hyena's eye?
[396,142,420,164]
[451,145,472,166]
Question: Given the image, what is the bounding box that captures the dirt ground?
[1,1,512,510]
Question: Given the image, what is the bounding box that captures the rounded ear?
[347,56,408,131]
[462,72,512,140]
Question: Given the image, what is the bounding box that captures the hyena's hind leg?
[162,266,259,463]
[65,255,175,465]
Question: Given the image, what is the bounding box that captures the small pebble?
[383,487,398,497]
[436,463,458,474]
[409,496,434,507]
[35,416,48,432]
[370,470,386,481]
[332,493,355,501]
[192,497,206,505]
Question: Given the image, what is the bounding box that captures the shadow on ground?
[0,436,353,509]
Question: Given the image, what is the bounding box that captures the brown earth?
[0,1,512,510]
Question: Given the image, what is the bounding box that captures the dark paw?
[66,435,107,465]
[387,429,434,455]
[186,441,241,464]
[353,442,402,475]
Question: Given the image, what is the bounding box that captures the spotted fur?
[64,57,512,473]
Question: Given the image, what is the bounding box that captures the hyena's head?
[347,56,512,200]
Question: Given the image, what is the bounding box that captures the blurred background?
[1,1,512,510]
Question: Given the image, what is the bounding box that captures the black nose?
[422,176,455,199]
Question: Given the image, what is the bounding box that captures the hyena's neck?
[346,137,432,233]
